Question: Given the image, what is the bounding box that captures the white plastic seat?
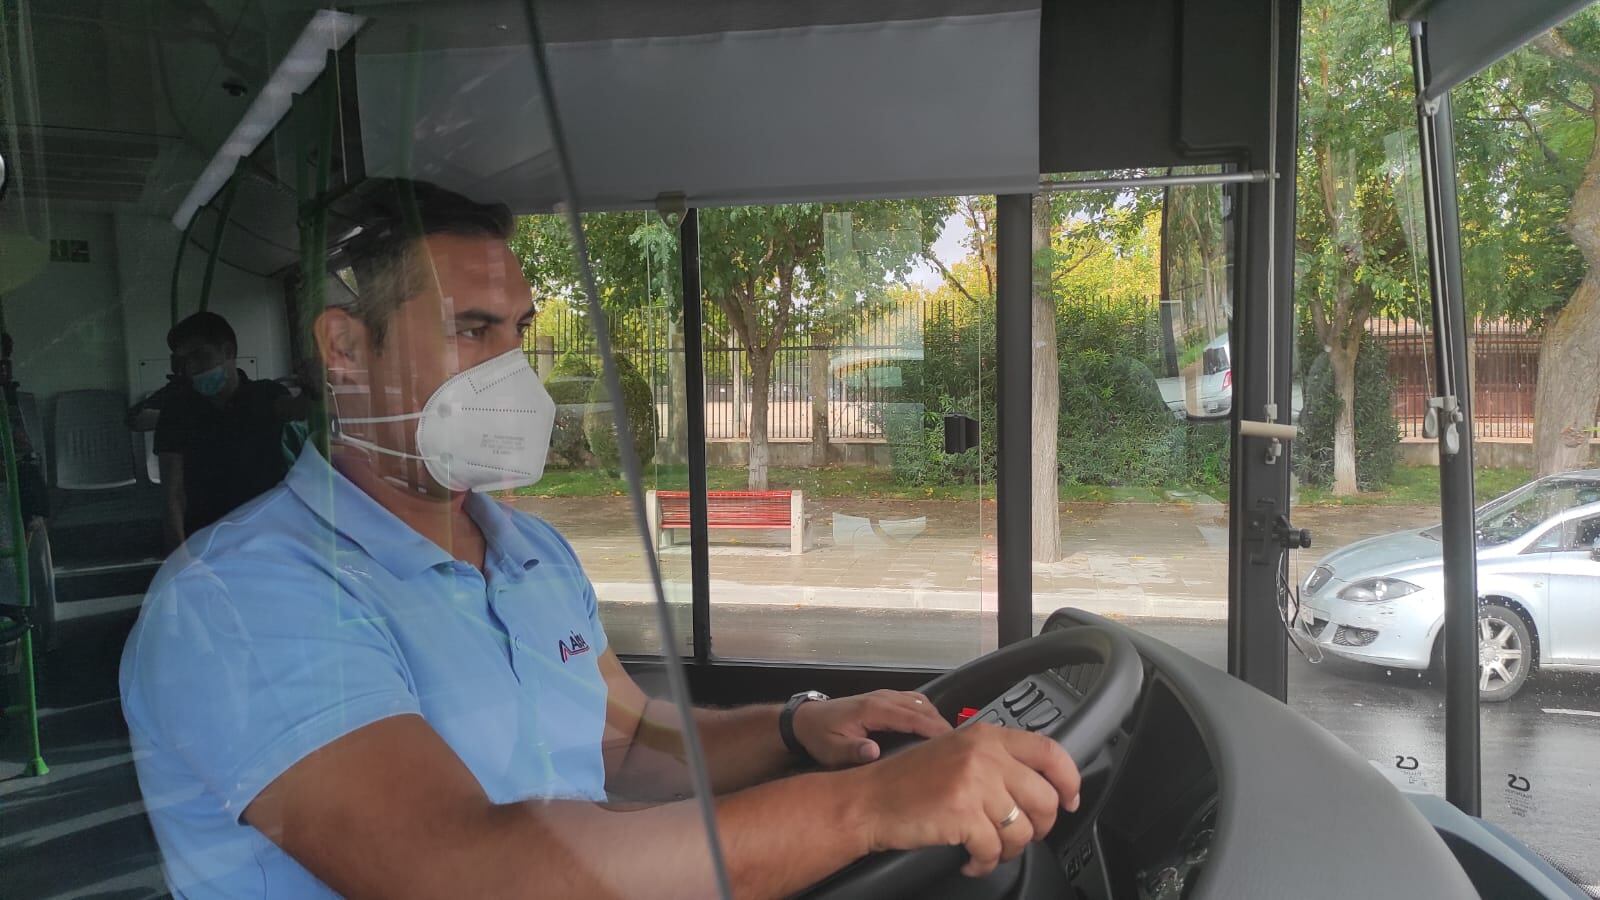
[51,390,138,490]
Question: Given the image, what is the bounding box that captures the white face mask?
[335,348,556,493]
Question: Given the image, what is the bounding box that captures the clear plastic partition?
[1286,0,1451,833]
[1451,9,1600,884]
[0,3,724,896]
[694,199,993,666]
[1039,177,1235,669]
[1289,2,1600,886]
[509,209,696,658]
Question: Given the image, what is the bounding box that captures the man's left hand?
[791,690,953,767]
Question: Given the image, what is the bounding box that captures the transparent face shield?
[0,1,728,896]
[319,4,725,895]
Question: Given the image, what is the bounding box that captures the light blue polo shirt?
[120,446,610,899]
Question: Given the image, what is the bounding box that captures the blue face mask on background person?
[190,364,229,398]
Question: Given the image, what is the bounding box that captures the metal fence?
[533,306,1590,445]
[1369,317,1568,441]
[528,298,955,441]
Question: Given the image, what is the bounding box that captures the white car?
[1301,471,1600,701]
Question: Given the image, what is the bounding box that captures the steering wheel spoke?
[800,625,1143,900]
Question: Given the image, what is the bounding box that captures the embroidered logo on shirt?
[558,631,591,662]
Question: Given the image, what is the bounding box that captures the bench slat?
[656,489,795,529]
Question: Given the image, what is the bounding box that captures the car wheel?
[1477,603,1532,702]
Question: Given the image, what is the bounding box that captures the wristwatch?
[779,690,830,763]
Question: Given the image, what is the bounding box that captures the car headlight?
[1339,578,1421,603]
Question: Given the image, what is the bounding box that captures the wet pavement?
[514,495,1441,619]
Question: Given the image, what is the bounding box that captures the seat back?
[51,390,138,490]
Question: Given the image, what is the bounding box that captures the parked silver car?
[1301,470,1600,701]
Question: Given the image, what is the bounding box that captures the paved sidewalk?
[511,494,1439,621]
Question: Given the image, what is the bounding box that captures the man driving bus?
[119,180,1081,899]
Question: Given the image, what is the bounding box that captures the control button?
[1003,684,1040,712]
[978,709,1003,725]
[1021,703,1060,731]
[1001,681,1036,705]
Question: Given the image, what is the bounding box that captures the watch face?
[806,691,829,702]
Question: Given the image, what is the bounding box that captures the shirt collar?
[282,446,457,580]
[466,491,542,578]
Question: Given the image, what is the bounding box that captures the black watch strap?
[779,690,829,762]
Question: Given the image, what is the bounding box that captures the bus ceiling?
[12,0,1309,234]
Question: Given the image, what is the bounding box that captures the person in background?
[155,312,301,550]
[125,354,185,434]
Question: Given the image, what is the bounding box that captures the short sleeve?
[120,560,421,820]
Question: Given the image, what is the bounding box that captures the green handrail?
[169,206,199,329]
[198,175,241,314]
[0,317,46,775]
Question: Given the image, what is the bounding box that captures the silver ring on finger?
[998,804,1022,828]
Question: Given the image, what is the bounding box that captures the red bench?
[647,489,805,555]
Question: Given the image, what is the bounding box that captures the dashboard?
[952,629,1222,900]
[1029,659,1219,899]
[1024,609,1480,900]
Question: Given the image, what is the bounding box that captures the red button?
[956,707,980,724]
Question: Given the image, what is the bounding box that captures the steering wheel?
[802,625,1144,900]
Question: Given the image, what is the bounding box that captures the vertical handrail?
[0,325,46,776]
[680,210,712,663]
[1408,19,1481,817]
[197,175,240,314]
[995,193,1033,646]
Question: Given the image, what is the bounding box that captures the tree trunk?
[1532,83,1600,476]
[664,318,688,464]
[1532,274,1600,475]
[1329,340,1360,495]
[809,345,830,467]
[1031,199,1061,563]
[747,350,772,489]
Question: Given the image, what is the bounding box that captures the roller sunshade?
[353,0,1042,212]
[1398,0,1594,99]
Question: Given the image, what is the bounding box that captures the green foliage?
[888,292,1228,493]
[582,354,657,475]
[546,353,596,468]
[1296,334,1399,490]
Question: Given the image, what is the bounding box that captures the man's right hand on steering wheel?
[836,723,1082,878]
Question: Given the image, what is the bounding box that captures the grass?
[515,463,1531,507]
[1296,465,1530,508]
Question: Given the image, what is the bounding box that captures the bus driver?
[120,180,1082,900]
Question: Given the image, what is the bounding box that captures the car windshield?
[1475,478,1597,546]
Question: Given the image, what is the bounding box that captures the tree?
[1515,20,1600,475]
[515,202,949,489]
[1297,0,1423,494]
[931,192,1156,562]
[700,203,949,488]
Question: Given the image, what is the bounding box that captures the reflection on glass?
[1458,12,1600,881]
[692,199,991,666]
[1,5,725,896]
[510,210,695,657]
[1036,182,1233,668]
[1288,3,1600,886]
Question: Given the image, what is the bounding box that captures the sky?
[909,212,974,289]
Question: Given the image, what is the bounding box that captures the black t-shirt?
[154,373,291,534]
